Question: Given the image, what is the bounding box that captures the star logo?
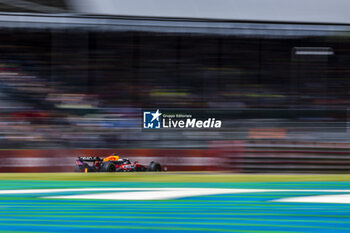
[151,109,162,122]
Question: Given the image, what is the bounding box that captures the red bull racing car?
[75,154,162,172]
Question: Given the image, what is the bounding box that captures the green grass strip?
[0,173,349,182]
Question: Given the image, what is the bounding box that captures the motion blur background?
[1,0,350,173]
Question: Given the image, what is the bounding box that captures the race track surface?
[0,177,350,232]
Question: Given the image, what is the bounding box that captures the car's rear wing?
[78,157,103,162]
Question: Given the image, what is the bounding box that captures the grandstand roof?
[71,0,350,25]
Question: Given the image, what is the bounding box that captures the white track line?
[1,188,350,201]
[274,194,350,204]
[0,188,268,194]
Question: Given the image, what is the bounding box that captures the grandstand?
[0,0,348,172]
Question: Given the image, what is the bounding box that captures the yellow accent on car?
[103,155,119,163]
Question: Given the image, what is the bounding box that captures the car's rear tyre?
[100,161,116,172]
[148,162,161,172]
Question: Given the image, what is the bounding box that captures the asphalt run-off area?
[0,173,350,232]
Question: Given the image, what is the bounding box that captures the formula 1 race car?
[74,154,162,172]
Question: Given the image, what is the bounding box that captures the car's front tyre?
[148,162,161,172]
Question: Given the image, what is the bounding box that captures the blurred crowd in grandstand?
[0,28,349,149]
